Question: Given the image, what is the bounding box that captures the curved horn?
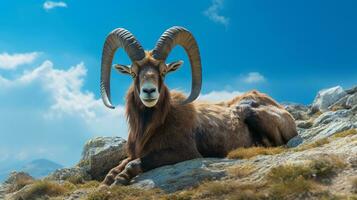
[152,26,202,104]
[101,28,145,109]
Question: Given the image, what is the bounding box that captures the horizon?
[1,0,357,167]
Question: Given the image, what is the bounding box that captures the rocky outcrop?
[284,103,310,120]
[311,86,347,112]
[132,158,239,192]
[2,85,357,199]
[46,166,91,182]
[46,136,127,183]
[79,136,127,181]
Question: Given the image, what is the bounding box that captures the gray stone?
[346,86,357,95]
[287,135,304,148]
[299,109,357,141]
[0,184,5,200]
[311,86,347,112]
[46,167,91,182]
[65,189,90,200]
[284,104,309,120]
[80,136,127,181]
[131,158,240,192]
[296,120,313,129]
[346,93,357,108]
[328,95,349,110]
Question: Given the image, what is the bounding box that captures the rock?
[4,172,34,185]
[0,184,7,200]
[284,104,310,120]
[65,189,90,200]
[328,95,349,110]
[296,120,313,129]
[346,86,357,95]
[131,158,239,192]
[313,109,352,126]
[287,135,304,148]
[79,136,127,181]
[46,167,91,182]
[346,93,357,108]
[299,109,357,141]
[311,86,347,112]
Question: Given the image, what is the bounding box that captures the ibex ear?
[113,64,134,77]
[166,60,183,74]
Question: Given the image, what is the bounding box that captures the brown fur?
[102,54,298,186]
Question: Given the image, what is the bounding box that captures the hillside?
[1,85,356,200]
[0,159,63,183]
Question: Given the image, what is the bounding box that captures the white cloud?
[0,60,127,166]
[199,90,242,102]
[242,72,266,84]
[203,0,229,27]
[43,1,67,11]
[0,52,40,70]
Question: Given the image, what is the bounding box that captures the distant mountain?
[21,159,63,178]
[0,159,63,182]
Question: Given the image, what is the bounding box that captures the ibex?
[100,26,297,186]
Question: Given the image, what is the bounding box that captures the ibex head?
[100,26,202,108]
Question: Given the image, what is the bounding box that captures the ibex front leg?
[112,147,201,186]
[102,157,132,186]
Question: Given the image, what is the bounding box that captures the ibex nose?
[143,87,157,95]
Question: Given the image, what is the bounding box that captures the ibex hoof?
[111,176,129,186]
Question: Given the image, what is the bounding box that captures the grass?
[264,155,346,199]
[14,180,68,200]
[87,185,166,200]
[172,180,267,200]
[84,154,347,200]
[330,105,346,111]
[333,129,357,138]
[227,164,256,178]
[267,154,346,183]
[7,174,34,193]
[227,146,285,159]
[66,174,85,184]
[295,137,330,151]
[352,177,357,194]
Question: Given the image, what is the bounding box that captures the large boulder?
[131,158,240,192]
[79,136,127,181]
[311,86,347,112]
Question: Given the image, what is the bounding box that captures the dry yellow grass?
[227,146,285,159]
[173,180,266,200]
[264,155,346,199]
[333,129,357,138]
[227,164,256,178]
[330,105,345,111]
[352,176,357,194]
[268,154,346,182]
[87,185,166,200]
[7,175,34,193]
[295,137,330,151]
[84,154,347,200]
[15,180,68,200]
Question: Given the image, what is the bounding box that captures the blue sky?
[0,0,357,167]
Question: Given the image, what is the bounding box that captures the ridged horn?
[101,28,145,109]
[152,26,202,104]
